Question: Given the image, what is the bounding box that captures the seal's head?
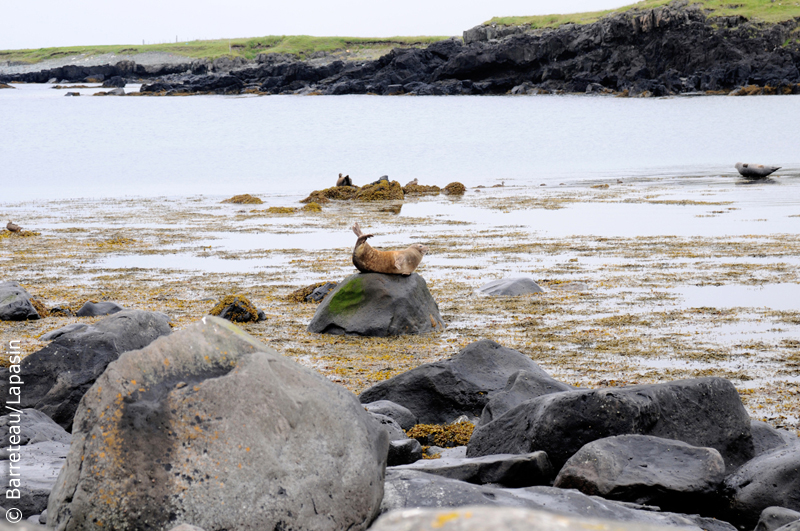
[411,243,429,256]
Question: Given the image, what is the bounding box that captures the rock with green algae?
[307,272,444,337]
[221,193,263,204]
[46,316,389,531]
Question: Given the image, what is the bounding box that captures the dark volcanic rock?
[387,439,423,466]
[553,435,726,515]
[751,419,799,456]
[755,507,800,531]
[381,469,707,529]
[0,310,172,429]
[467,377,754,471]
[392,451,553,488]
[0,281,40,320]
[101,75,126,88]
[369,412,408,441]
[75,300,125,316]
[359,339,562,424]
[479,369,575,425]
[364,400,418,430]
[47,316,387,531]
[0,408,71,447]
[725,444,800,528]
[307,272,445,337]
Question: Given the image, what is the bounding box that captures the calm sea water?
[1,84,799,201]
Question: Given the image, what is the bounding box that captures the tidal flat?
[2,177,799,433]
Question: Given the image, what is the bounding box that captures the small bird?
[735,162,780,179]
[6,221,21,233]
[336,173,353,187]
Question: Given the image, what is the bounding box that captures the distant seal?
[6,221,21,232]
[370,175,389,185]
[735,162,780,179]
[336,173,353,187]
[351,222,428,275]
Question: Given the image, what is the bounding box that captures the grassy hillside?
[487,0,800,28]
[0,35,448,66]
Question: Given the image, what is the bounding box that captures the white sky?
[0,0,634,51]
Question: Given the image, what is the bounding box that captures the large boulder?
[755,507,800,531]
[725,444,800,528]
[467,378,754,471]
[0,281,40,320]
[553,435,726,515]
[47,316,388,531]
[479,369,575,425]
[0,408,71,518]
[0,310,172,430]
[359,339,566,424]
[751,420,799,456]
[364,400,417,430]
[307,273,445,336]
[391,451,553,488]
[75,300,125,316]
[381,469,710,529]
[370,506,698,531]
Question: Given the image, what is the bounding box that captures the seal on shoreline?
[6,220,21,232]
[351,222,428,275]
[735,162,780,179]
[336,173,353,187]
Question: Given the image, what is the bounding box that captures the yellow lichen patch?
[442,182,466,196]
[406,421,475,448]
[266,206,298,214]
[221,194,263,204]
[208,294,259,323]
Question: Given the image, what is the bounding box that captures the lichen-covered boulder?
[0,310,172,430]
[47,316,388,531]
[0,281,40,320]
[307,273,444,336]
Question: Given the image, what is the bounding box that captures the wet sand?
[2,176,799,433]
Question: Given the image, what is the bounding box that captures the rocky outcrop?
[359,339,566,424]
[479,369,575,425]
[467,377,755,471]
[75,300,125,316]
[307,273,445,336]
[47,316,388,531]
[478,277,545,296]
[0,310,172,429]
[4,4,798,96]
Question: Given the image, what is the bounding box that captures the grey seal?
[735,162,780,179]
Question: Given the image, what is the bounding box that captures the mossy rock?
[209,294,260,322]
[355,180,404,201]
[221,194,263,204]
[403,183,441,196]
[442,182,466,196]
[300,186,359,204]
[406,421,475,448]
[266,206,297,214]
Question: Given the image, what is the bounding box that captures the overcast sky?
[1,0,634,51]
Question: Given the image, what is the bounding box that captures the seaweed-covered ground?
[2,176,799,433]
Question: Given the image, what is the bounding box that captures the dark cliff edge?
[3,2,800,96]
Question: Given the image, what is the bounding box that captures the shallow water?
[1,84,799,201]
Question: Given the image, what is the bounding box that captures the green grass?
[486,0,800,28]
[0,35,448,65]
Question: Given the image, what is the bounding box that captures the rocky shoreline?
[2,2,800,97]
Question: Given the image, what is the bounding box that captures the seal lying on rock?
[735,162,780,179]
[337,173,353,186]
[6,220,21,232]
[352,222,428,275]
